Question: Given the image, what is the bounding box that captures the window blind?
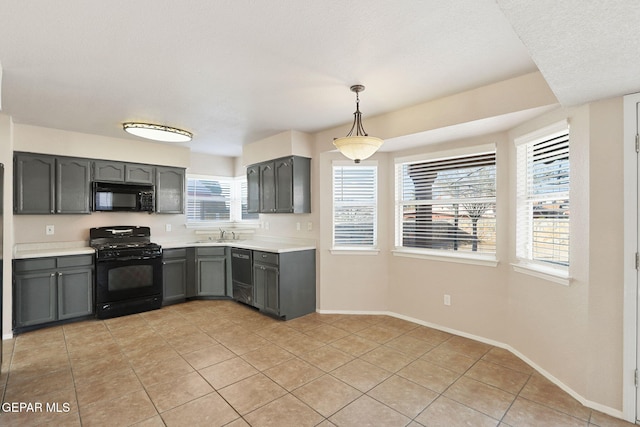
[187,178,231,222]
[516,130,570,266]
[396,152,496,255]
[333,165,377,247]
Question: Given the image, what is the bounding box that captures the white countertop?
[14,242,96,259]
[160,239,316,253]
[14,238,316,259]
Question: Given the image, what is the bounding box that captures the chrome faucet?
[231,231,236,240]
[219,228,226,240]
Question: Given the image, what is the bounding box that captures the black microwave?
[92,182,155,212]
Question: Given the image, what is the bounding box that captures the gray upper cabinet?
[156,166,185,214]
[247,155,311,214]
[93,160,126,182]
[93,160,155,185]
[56,157,91,214]
[14,153,55,214]
[15,153,91,214]
[259,162,276,213]
[125,164,155,184]
[246,164,260,214]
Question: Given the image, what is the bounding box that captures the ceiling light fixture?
[333,85,383,163]
[122,122,192,143]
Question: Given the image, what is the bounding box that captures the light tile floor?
[0,300,634,426]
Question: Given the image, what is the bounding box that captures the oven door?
[95,255,162,304]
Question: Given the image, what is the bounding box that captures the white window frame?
[331,160,379,255]
[513,120,571,285]
[186,174,258,227]
[393,144,498,266]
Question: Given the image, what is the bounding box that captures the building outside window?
[187,175,258,224]
[395,148,497,258]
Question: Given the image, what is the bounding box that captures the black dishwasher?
[231,248,253,305]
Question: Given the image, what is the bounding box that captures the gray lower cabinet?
[196,247,227,297]
[14,255,94,330]
[252,249,315,319]
[14,153,91,214]
[162,249,188,304]
[156,166,185,214]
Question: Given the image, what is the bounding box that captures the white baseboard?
[316,308,626,421]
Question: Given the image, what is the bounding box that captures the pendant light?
[333,85,383,163]
[123,122,192,143]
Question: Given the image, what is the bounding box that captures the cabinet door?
[14,271,57,327]
[253,264,265,310]
[275,158,294,213]
[126,164,155,184]
[163,258,187,303]
[93,160,125,182]
[263,265,279,315]
[56,158,91,214]
[57,268,93,320]
[259,162,276,213]
[14,153,55,214]
[246,164,260,214]
[197,256,226,296]
[156,167,185,214]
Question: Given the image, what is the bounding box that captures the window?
[187,175,257,224]
[516,123,570,269]
[332,163,377,248]
[395,148,496,258]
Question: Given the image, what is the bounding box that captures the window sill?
[511,262,571,286]
[330,248,380,256]
[391,248,498,267]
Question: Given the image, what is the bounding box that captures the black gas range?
[90,226,163,319]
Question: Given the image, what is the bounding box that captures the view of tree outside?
[398,152,496,254]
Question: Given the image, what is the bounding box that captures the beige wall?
[0,115,13,342]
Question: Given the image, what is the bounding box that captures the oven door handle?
[99,255,161,262]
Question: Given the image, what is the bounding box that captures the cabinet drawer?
[14,257,57,272]
[163,248,187,259]
[196,247,226,257]
[57,254,94,268]
[254,251,278,265]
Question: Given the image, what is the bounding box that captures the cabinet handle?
[50,273,55,277]
[58,272,62,277]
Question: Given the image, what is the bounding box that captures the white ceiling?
[0,0,637,156]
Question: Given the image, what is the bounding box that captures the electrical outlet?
[444,294,451,306]
[296,222,301,231]
[165,224,172,232]
[46,225,55,235]
[307,222,312,231]
[265,221,270,230]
